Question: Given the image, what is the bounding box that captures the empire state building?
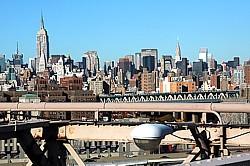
[36,13,49,72]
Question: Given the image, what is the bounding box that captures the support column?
[94,111,99,121]
[126,142,130,154]
[6,110,10,121]
[109,141,115,157]
[16,130,48,166]
[12,138,17,158]
[192,114,198,123]
[6,139,10,163]
[181,112,186,121]
[202,113,207,123]
[46,139,66,166]
[118,142,124,157]
[86,141,90,159]
[173,112,180,120]
[96,141,100,157]
[0,140,5,159]
[43,126,67,166]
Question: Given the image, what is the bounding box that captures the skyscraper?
[207,53,213,68]
[160,55,172,77]
[36,13,49,72]
[82,51,100,75]
[135,53,141,70]
[142,56,155,73]
[199,48,208,62]
[141,49,158,70]
[234,66,244,85]
[0,54,6,73]
[175,41,181,62]
[12,41,23,65]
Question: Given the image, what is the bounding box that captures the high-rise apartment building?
[28,58,36,70]
[141,49,158,70]
[140,68,156,94]
[36,13,49,72]
[207,53,213,68]
[193,60,207,76]
[135,53,141,70]
[234,57,240,67]
[142,56,155,73]
[104,60,115,76]
[227,57,240,69]
[244,59,250,84]
[0,54,6,73]
[234,66,244,85]
[125,55,134,64]
[82,51,100,75]
[181,58,188,76]
[199,48,208,62]
[160,55,172,77]
[118,58,130,80]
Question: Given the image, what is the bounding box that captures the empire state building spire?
[175,39,181,61]
[40,12,45,30]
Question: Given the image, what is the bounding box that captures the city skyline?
[1,1,250,65]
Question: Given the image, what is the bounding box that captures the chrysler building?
[175,40,181,62]
[36,13,49,72]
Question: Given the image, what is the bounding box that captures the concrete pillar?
[97,141,100,157]
[192,114,198,123]
[6,139,10,163]
[0,140,4,159]
[7,110,11,121]
[107,141,111,157]
[12,138,17,158]
[173,112,180,120]
[118,142,124,157]
[90,141,95,155]
[126,142,130,154]
[181,112,186,121]
[86,141,90,158]
[202,113,207,123]
[94,111,99,121]
[0,140,4,152]
[13,138,17,152]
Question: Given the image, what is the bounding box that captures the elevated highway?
[0,102,250,165]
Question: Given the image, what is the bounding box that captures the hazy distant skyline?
[1,0,250,65]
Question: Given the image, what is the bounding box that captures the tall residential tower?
[199,48,208,62]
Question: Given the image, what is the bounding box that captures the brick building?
[244,59,250,84]
[60,74,82,90]
[140,68,156,94]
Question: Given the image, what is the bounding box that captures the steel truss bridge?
[0,102,250,166]
[99,91,239,103]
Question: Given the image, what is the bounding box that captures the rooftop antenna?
[16,41,19,54]
[40,9,44,29]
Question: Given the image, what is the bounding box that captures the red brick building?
[60,74,82,90]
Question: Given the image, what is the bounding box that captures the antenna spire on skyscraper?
[16,41,19,54]
[40,10,44,29]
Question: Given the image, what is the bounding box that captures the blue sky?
[0,0,250,65]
